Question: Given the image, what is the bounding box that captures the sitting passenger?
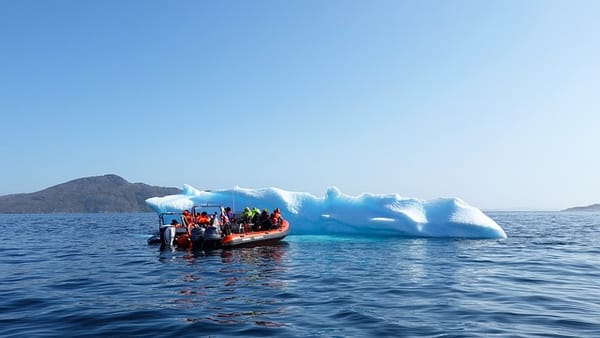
[196,211,211,227]
[255,208,271,231]
[270,208,283,228]
[239,207,252,223]
[236,207,252,232]
[251,207,261,225]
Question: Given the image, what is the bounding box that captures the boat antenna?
[232,186,236,212]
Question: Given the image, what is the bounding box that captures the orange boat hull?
[222,220,290,248]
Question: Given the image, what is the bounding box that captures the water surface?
[0,212,599,337]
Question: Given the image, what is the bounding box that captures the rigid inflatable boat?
[148,204,290,250]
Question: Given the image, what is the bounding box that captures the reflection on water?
[158,243,290,328]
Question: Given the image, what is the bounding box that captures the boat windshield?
[158,212,182,226]
[191,205,224,219]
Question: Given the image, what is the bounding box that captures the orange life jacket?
[271,213,280,224]
[181,211,193,225]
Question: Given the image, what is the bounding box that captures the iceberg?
[145,186,507,239]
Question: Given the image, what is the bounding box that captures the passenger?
[251,207,261,225]
[210,212,220,226]
[225,207,235,224]
[182,210,194,228]
[220,208,231,225]
[256,208,270,231]
[270,208,283,228]
[196,211,211,227]
[220,208,232,235]
[237,207,252,232]
[240,207,253,223]
[220,213,229,225]
[182,210,194,236]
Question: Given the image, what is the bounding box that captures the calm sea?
[0,212,599,337]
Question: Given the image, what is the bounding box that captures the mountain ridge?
[562,204,600,212]
[0,174,181,213]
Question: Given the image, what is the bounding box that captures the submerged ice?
[145,186,507,239]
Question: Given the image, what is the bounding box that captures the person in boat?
[210,212,220,226]
[220,210,230,225]
[239,207,252,223]
[220,208,233,235]
[182,210,194,227]
[196,211,211,227]
[255,208,271,231]
[224,207,235,224]
[182,210,195,236]
[170,218,185,230]
[270,208,283,228]
[251,207,261,225]
[237,207,253,232]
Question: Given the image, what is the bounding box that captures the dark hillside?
[0,174,181,213]
[562,204,600,212]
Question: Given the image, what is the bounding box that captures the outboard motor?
[202,213,223,249]
[190,226,205,243]
[161,225,176,246]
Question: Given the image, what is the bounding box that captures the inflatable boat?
[148,204,290,250]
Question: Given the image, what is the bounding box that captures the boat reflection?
[160,243,291,328]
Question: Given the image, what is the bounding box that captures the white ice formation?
[146,186,507,239]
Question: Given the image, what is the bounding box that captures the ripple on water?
[1,212,600,337]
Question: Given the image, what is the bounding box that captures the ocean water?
[0,212,599,337]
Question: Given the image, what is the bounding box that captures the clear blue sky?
[1,0,598,210]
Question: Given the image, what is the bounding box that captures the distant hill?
[562,204,600,212]
[0,174,181,213]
